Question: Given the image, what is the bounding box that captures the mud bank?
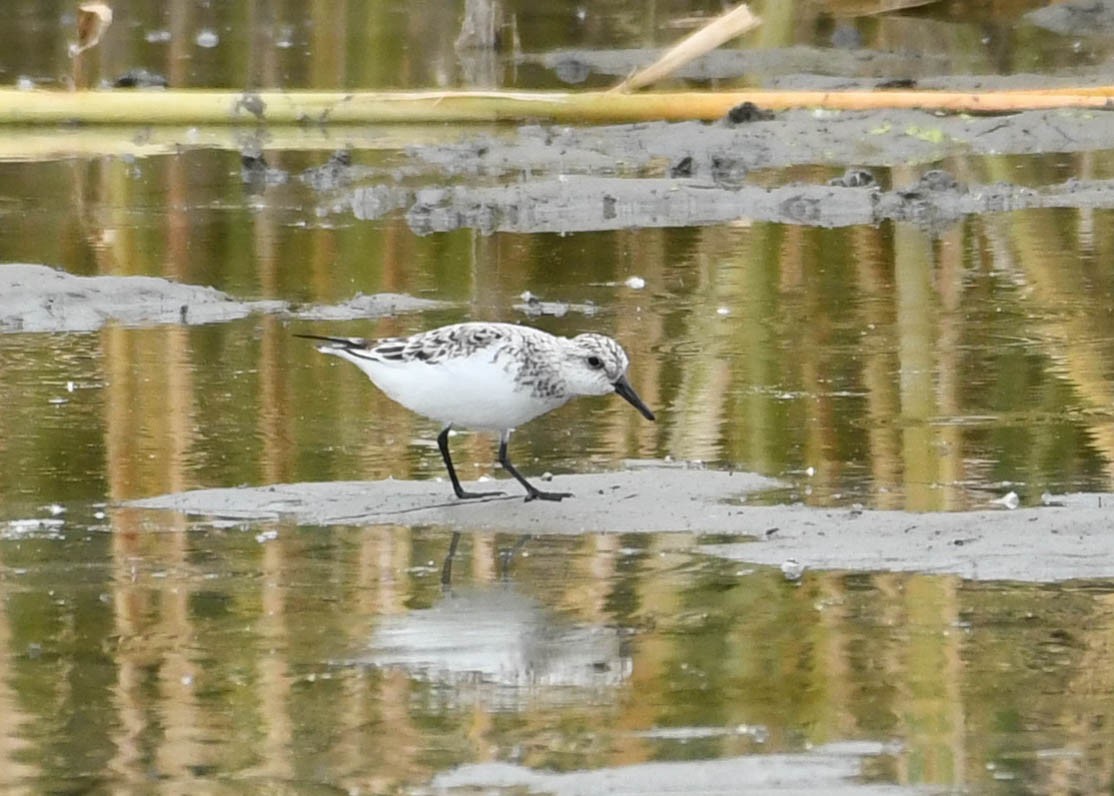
[404,110,1114,178]
[353,174,1114,236]
[127,468,783,533]
[127,467,1114,583]
[0,264,446,333]
[338,108,1114,235]
[0,263,282,333]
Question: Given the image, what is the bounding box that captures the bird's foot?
[453,488,504,500]
[523,489,573,502]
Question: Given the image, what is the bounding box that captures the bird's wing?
[397,324,511,364]
[297,324,525,366]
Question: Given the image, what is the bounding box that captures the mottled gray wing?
[396,324,510,364]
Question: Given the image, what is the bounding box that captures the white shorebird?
[298,322,655,501]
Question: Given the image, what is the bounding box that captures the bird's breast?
[358,350,568,431]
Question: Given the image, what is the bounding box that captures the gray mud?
[340,109,1114,236]
[403,111,1114,176]
[0,264,445,333]
[127,467,783,533]
[288,292,447,320]
[127,467,1114,583]
[0,263,283,333]
[362,174,1114,236]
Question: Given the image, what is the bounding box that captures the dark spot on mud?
[602,194,617,219]
[241,152,266,171]
[670,156,694,178]
[876,78,917,90]
[724,101,774,125]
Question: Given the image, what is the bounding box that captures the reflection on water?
[365,585,631,698]
[1,520,1113,792]
[0,0,1108,92]
[3,201,1114,511]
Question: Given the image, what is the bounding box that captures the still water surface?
[3,1,1114,793]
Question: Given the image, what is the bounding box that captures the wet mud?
[128,467,1114,583]
[353,172,1114,236]
[335,107,1114,236]
[0,263,446,333]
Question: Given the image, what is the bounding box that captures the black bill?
[613,374,656,421]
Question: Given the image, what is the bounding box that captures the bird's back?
[316,323,571,431]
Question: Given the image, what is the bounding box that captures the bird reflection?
[441,531,533,588]
[363,583,631,698]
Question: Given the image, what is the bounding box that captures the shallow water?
[5,518,1114,793]
[4,1,1114,793]
[5,205,1114,513]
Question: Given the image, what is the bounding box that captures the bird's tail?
[294,333,368,349]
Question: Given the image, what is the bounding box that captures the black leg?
[437,427,502,500]
[441,531,461,588]
[498,436,571,502]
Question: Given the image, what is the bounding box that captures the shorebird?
[298,322,655,501]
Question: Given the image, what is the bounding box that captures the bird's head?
[564,334,655,421]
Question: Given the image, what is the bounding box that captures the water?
[3,1,1114,792]
[4,522,1111,792]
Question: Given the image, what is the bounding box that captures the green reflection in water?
[1,522,1111,792]
[2,203,1114,511]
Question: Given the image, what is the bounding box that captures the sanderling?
[297,322,655,501]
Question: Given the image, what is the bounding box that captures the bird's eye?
[587,355,603,369]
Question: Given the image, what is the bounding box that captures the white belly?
[345,350,567,431]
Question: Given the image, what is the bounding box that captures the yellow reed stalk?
[0,87,1106,126]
